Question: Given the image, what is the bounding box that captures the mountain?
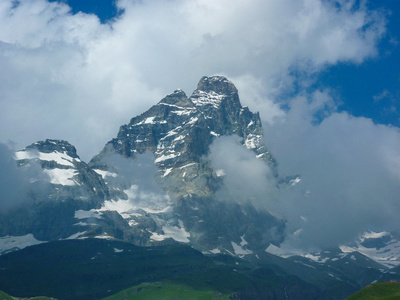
[15,139,109,204]
[86,75,285,252]
[0,139,110,250]
[0,75,399,299]
[0,239,325,300]
[1,76,284,255]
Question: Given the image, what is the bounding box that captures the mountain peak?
[158,89,193,107]
[197,76,238,95]
[25,139,79,159]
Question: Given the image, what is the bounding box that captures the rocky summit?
[88,75,284,252]
[90,75,276,199]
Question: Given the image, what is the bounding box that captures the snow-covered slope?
[266,230,400,271]
[0,234,45,255]
[340,231,400,268]
[15,139,109,201]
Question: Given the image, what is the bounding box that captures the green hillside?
[346,282,400,300]
[0,290,13,300]
[0,290,54,300]
[103,282,232,300]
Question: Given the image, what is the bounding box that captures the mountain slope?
[0,140,111,251]
[0,239,325,300]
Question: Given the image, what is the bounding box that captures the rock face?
[88,75,284,253]
[91,76,276,198]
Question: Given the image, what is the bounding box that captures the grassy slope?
[346,282,400,300]
[0,290,54,300]
[103,281,232,300]
[0,290,13,300]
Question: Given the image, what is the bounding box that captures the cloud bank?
[208,96,400,249]
[0,0,387,160]
[263,91,400,248]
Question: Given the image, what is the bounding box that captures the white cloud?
[0,0,387,160]
[208,135,278,209]
[264,91,400,248]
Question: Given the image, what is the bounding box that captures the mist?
[266,92,400,249]
[206,95,400,250]
[98,151,172,211]
[0,143,32,212]
[208,135,279,210]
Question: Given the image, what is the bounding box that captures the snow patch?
[0,234,45,254]
[304,253,329,264]
[179,163,196,169]
[154,153,178,163]
[15,150,76,167]
[231,241,252,256]
[215,169,225,177]
[240,235,248,247]
[244,134,262,149]
[135,116,155,125]
[339,231,400,267]
[150,220,190,243]
[65,232,87,240]
[362,231,390,240]
[171,109,195,116]
[162,168,173,177]
[192,90,224,109]
[186,117,199,125]
[94,169,118,179]
[209,248,221,254]
[43,168,78,186]
[265,243,304,258]
[290,177,301,186]
[99,188,172,216]
[94,233,114,240]
[99,199,136,217]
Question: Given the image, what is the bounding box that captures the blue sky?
[319,1,400,126]
[1,0,400,247]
